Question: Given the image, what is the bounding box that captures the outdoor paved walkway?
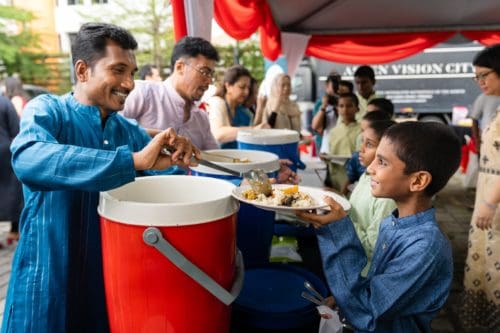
[0,173,475,331]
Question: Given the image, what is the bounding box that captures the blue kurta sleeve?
[316,216,451,331]
[11,95,136,192]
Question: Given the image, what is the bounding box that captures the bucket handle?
[143,227,244,306]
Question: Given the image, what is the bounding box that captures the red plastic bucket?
[98,175,241,333]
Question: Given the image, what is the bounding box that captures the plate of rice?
[232,184,350,212]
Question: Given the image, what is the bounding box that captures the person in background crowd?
[468,93,500,155]
[1,22,199,333]
[4,76,29,117]
[339,80,354,94]
[354,65,378,120]
[262,73,301,132]
[138,63,162,82]
[344,110,393,194]
[324,92,360,192]
[120,39,297,183]
[207,65,269,148]
[0,95,22,247]
[311,72,341,152]
[299,121,461,332]
[366,97,395,118]
[460,44,500,333]
[120,36,219,150]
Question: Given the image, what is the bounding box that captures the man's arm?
[11,102,137,191]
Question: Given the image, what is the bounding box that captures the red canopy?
[174,0,500,64]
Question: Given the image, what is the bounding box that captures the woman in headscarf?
[262,73,301,133]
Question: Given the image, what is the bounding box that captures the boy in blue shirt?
[298,121,461,332]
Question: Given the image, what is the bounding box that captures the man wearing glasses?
[121,36,219,150]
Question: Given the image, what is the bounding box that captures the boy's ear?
[409,171,432,193]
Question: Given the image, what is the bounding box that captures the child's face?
[359,127,379,167]
[337,97,358,122]
[367,137,411,199]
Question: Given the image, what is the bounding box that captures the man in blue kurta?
[1,23,199,333]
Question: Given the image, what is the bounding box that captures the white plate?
[319,154,351,165]
[232,184,350,213]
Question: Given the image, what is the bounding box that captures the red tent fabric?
[461,30,500,46]
[173,0,500,64]
[305,32,456,64]
[213,0,281,60]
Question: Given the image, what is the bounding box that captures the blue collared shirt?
[316,208,453,332]
[2,93,156,332]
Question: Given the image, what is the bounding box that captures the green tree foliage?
[0,5,52,83]
[79,0,175,76]
[215,39,264,82]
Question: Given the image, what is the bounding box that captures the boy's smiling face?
[367,137,412,200]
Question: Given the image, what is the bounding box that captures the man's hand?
[276,159,300,184]
[296,196,347,228]
[133,128,201,170]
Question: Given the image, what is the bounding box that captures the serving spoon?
[161,147,272,196]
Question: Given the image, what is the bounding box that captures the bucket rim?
[98,175,239,226]
[237,129,300,145]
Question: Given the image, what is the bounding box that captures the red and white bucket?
[98,175,242,333]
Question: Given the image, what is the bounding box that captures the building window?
[67,0,83,5]
[92,0,108,3]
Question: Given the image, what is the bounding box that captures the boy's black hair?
[383,122,461,197]
[338,92,359,108]
[473,44,500,76]
[368,98,394,118]
[368,120,396,140]
[363,110,391,123]
[139,63,156,80]
[71,23,138,68]
[170,36,219,70]
[354,65,375,81]
[339,80,354,93]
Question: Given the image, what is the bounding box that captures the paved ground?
[0,172,475,331]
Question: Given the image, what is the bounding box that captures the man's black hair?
[71,22,138,68]
[170,36,219,70]
[354,65,375,81]
[368,98,394,118]
[383,122,461,197]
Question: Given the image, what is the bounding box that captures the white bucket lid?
[191,149,280,176]
[237,129,300,145]
[98,175,239,226]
